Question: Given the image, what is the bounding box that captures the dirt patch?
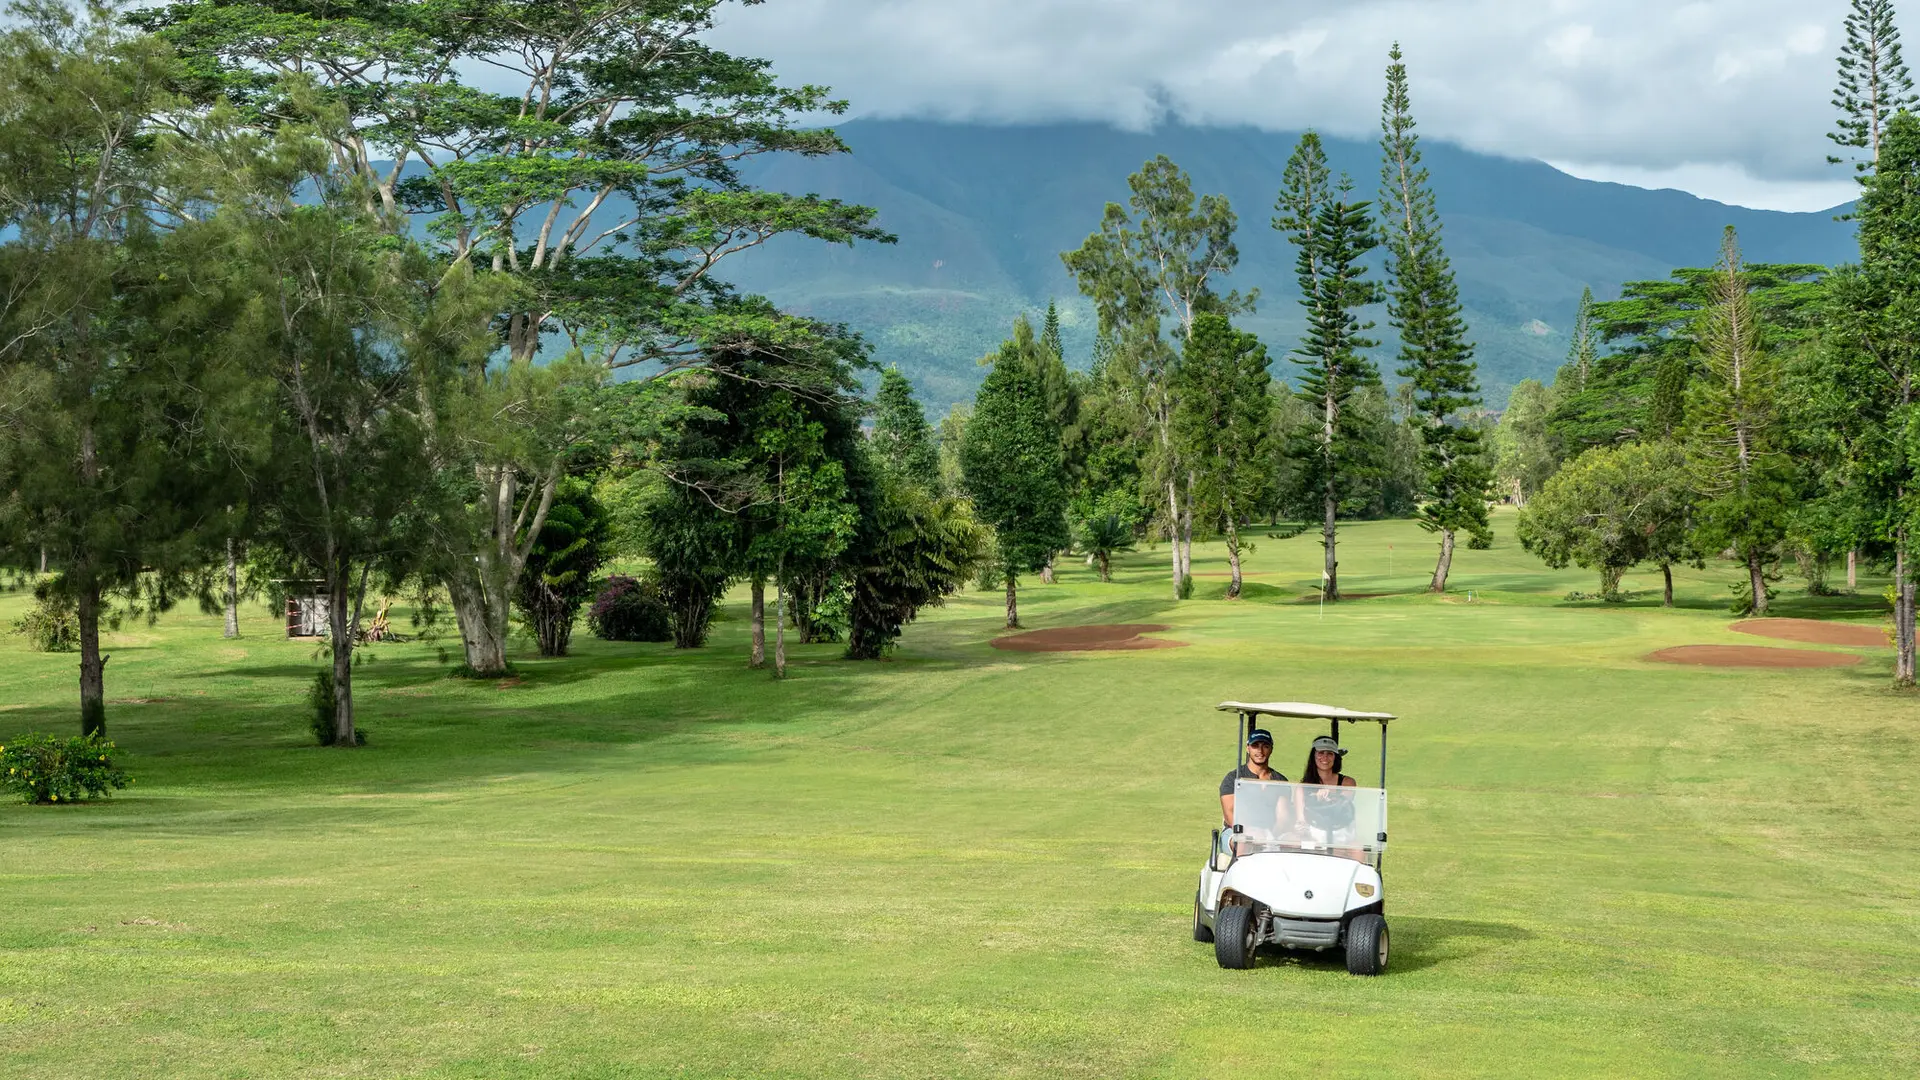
[1732,618,1887,647]
[989,623,1187,653]
[1645,645,1863,668]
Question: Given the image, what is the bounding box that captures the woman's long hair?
[1301,748,1344,785]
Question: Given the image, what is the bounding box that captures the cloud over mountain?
[708,0,1864,211]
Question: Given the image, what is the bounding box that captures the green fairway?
[1,512,1915,1078]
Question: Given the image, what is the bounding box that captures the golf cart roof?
[1216,701,1396,724]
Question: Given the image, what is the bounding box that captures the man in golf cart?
[1218,728,1286,827]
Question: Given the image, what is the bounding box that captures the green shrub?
[9,582,77,652]
[307,669,367,746]
[0,733,131,804]
[587,575,673,642]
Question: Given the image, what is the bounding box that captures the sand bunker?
[1731,618,1887,647]
[989,623,1187,652]
[1645,645,1862,668]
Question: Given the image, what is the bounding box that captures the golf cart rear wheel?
[1345,913,1388,976]
[1192,890,1214,943]
[1214,904,1256,969]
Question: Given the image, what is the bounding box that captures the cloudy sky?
[706,0,1872,212]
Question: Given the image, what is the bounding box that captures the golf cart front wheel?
[1345,913,1388,976]
[1192,890,1214,943]
[1214,904,1256,969]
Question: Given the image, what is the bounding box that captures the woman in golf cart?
[1297,736,1363,860]
[1300,736,1357,788]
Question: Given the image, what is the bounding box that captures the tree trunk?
[446,572,510,675]
[223,538,240,639]
[328,566,357,747]
[1040,559,1055,585]
[1748,549,1768,616]
[1224,522,1243,599]
[1004,572,1019,630]
[1849,548,1859,591]
[1600,565,1623,600]
[750,577,766,669]
[1179,470,1195,586]
[1097,553,1111,583]
[1429,528,1457,594]
[445,463,560,676]
[1662,563,1675,608]
[774,570,788,679]
[1897,540,1916,687]
[1321,486,1340,602]
[39,545,47,576]
[77,581,106,737]
[1166,478,1182,600]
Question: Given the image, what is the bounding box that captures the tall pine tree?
[1687,228,1791,616]
[871,366,940,491]
[1277,133,1383,602]
[1563,287,1599,392]
[1378,44,1491,592]
[1831,0,1918,176]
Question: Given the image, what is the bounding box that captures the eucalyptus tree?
[1492,380,1559,506]
[1062,156,1251,598]
[1378,44,1491,592]
[0,1,259,736]
[140,0,893,675]
[1276,133,1384,602]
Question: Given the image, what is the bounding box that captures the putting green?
[0,512,1914,1078]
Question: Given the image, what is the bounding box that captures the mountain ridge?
[722,120,1857,410]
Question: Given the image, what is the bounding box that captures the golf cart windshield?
[1232,780,1386,862]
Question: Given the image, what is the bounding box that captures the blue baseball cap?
[1247,729,1274,746]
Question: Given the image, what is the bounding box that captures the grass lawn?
[1,510,1915,1078]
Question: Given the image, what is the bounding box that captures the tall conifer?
[1277,133,1383,602]
[1378,44,1491,592]
[1831,0,1918,176]
[1564,287,1599,391]
[871,367,940,491]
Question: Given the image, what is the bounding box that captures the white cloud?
[706,0,1866,210]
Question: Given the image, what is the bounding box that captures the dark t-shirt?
[1219,764,1287,797]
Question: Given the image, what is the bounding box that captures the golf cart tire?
[1214,904,1256,969]
[1345,914,1388,976]
[1192,890,1214,943]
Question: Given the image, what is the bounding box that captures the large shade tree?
[1517,442,1694,603]
[139,0,892,675]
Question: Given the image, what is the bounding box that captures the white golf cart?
[1193,701,1393,975]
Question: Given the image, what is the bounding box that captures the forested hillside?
[726,120,1858,408]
